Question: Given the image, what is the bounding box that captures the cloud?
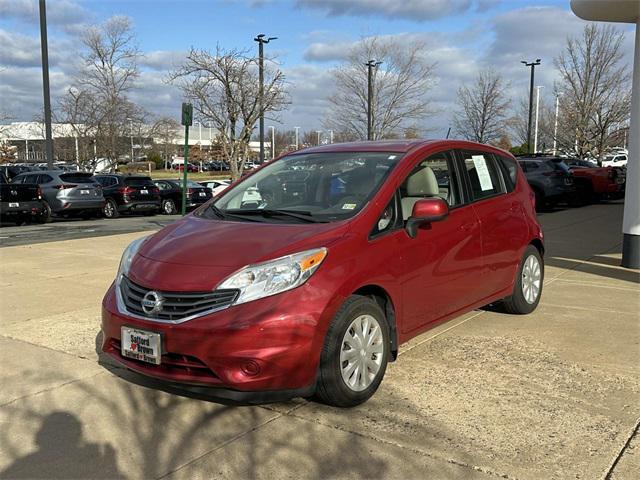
[295,0,474,21]
[0,0,89,27]
[139,50,188,71]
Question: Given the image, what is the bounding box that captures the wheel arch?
[352,284,399,361]
[530,238,545,257]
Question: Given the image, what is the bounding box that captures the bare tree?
[75,16,142,163]
[554,24,631,163]
[325,36,436,140]
[168,46,288,180]
[453,70,511,144]
[149,117,180,167]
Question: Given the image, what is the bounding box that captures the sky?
[0,0,636,138]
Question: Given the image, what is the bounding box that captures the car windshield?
[203,151,402,223]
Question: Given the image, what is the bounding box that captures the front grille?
[120,276,238,321]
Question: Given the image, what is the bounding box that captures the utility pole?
[328,129,334,144]
[254,34,277,163]
[533,85,544,154]
[39,0,54,168]
[294,126,300,149]
[316,130,322,146]
[365,60,382,141]
[521,59,541,154]
[553,93,561,156]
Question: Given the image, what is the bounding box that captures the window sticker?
[471,155,494,191]
[342,203,356,210]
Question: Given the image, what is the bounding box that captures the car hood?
[137,214,348,269]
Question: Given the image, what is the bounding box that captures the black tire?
[315,295,390,407]
[103,199,119,218]
[533,188,547,212]
[502,245,544,314]
[35,202,52,224]
[162,199,177,215]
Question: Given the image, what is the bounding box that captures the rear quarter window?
[496,155,518,192]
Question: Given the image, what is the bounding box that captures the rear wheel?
[103,199,119,218]
[162,199,177,215]
[315,295,389,407]
[502,245,544,314]
[35,202,52,224]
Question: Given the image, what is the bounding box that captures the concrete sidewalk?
[1,202,638,479]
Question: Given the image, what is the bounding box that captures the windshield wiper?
[202,204,262,222]
[225,208,328,223]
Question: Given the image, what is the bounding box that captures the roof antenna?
[445,127,451,139]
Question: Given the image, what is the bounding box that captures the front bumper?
[101,282,329,394]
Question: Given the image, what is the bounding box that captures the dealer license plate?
[121,327,161,365]
[199,192,206,197]
[81,189,90,195]
[140,189,149,194]
[9,202,19,207]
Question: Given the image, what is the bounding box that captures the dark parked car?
[0,165,33,181]
[153,179,213,215]
[12,171,104,221]
[517,157,576,210]
[93,175,161,218]
[0,172,45,224]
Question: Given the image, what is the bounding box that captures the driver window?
[399,151,460,221]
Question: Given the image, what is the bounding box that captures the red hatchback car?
[101,140,544,407]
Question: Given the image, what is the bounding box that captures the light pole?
[254,34,277,164]
[533,85,544,154]
[329,129,334,144]
[553,93,561,155]
[39,0,54,168]
[269,125,275,159]
[365,60,382,140]
[521,59,541,154]
[127,117,134,161]
[294,126,300,149]
[316,130,322,146]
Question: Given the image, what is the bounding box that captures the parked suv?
[94,175,161,218]
[0,172,45,224]
[12,171,103,221]
[102,140,544,407]
[517,157,576,210]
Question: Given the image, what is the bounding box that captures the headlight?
[117,235,150,279]
[218,247,328,305]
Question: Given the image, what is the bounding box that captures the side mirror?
[406,198,449,238]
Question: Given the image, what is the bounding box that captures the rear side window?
[38,175,53,184]
[60,173,95,183]
[124,177,154,187]
[460,151,505,201]
[496,155,518,192]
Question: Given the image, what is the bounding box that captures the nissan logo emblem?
[141,291,164,315]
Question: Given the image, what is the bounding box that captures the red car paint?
[570,166,625,197]
[101,140,543,396]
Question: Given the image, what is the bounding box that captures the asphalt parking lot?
[0,201,638,479]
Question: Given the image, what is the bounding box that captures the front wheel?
[162,199,177,215]
[103,199,119,218]
[315,295,390,407]
[502,245,544,314]
[35,202,52,224]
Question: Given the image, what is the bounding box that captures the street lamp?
[294,126,300,149]
[328,129,334,144]
[254,33,277,163]
[553,92,562,156]
[365,60,382,140]
[316,130,322,146]
[521,59,541,154]
[269,125,275,159]
[533,85,544,154]
[127,117,134,161]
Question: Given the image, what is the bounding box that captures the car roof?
[291,139,510,155]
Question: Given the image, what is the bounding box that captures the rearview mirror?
[406,198,449,238]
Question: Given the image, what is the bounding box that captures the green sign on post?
[181,103,193,216]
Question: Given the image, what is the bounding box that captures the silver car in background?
[11,171,104,221]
